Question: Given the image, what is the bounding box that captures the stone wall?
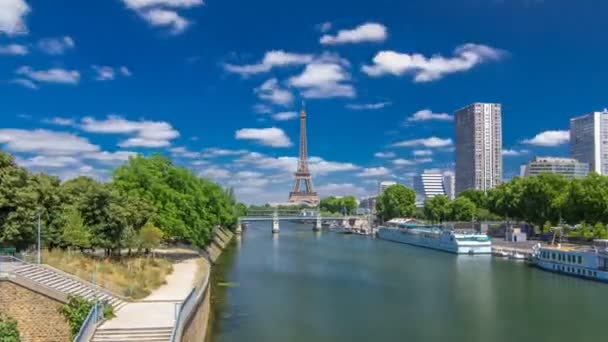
[182,228,233,341]
[0,279,71,342]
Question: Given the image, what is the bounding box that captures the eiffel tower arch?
[288,104,320,206]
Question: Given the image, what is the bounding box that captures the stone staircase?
[13,264,127,311]
[91,327,173,342]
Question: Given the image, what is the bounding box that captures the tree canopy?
[320,196,358,214]
[376,184,416,221]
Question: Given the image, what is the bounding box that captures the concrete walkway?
[97,258,199,330]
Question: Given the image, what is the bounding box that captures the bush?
[0,314,21,342]
[59,296,93,338]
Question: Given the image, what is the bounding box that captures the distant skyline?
[1,0,607,203]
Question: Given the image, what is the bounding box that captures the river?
[208,222,607,342]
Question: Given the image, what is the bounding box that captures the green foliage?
[451,196,476,221]
[59,296,93,338]
[320,196,358,214]
[138,222,163,251]
[457,189,488,209]
[0,314,20,342]
[61,207,90,250]
[376,185,416,221]
[424,195,452,223]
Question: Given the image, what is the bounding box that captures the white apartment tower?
[414,171,446,203]
[455,103,503,194]
[570,110,608,175]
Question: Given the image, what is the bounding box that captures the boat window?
[552,253,556,260]
[578,256,582,264]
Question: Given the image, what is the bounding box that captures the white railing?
[170,272,210,342]
[73,304,104,342]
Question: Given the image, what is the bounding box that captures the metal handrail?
[73,304,104,342]
[169,272,210,342]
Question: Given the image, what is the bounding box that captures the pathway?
[92,258,201,342]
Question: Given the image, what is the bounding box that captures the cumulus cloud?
[91,65,132,81]
[272,111,298,121]
[254,78,293,106]
[288,62,355,99]
[0,43,28,55]
[320,22,388,45]
[317,183,367,197]
[236,152,358,175]
[522,130,569,146]
[502,149,529,156]
[347,102,391,110]
[37,36,75,55]
[224,50,313,76]
[391,137,453,148]
[413,150,433,156]
[169,146,201,159]
[407,109,453,122]
[201,147,248,158]
[374,151,395,158]
[358,167,391,177]
[362,43,505,82]
[15,66,80,87]
[120,0,204,34]
[199,166,232,180]
[43,117,76,126]
[11,78,37,89]
[80,115,180,148]
[0,129,98,155]
[0,0,30,36]
[235,127,292,147]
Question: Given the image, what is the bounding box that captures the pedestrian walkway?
[92,258,201,342]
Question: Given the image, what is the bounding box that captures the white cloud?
[85,151,136,163]
[254,78,293,106]
[119,66,132,77]
[288,62,355,99]
[170,146,201,158]
[392,158,414,166]
[320,22,388,45]
[236,152,358,175]
[198,167,231,180]
[92,65,116,81]
[0,0,30,36]
[253,104,273,114]
[317,183,367,197]
[120,0,203,34]
[224,50,313,76]
[15,66,80,85]
[272,111,298,121]
[347,102,391,110]
[358,167,391,177]
[316,21,332,33]
[407,109,453,122]
[17,155,81,168]
[502,149,529,156]
[43,117,75,126]
[0,43,28,55]
[413,150,433,156]
[201,147,248,158]
[80,115,180,148]
[11,78,37,89]
[391,137,453,148]
[362,43,505,82]
[0,129,99,155]
[374,151,395,158]
[37,36,75,55]
[235,127,292,147]
[522,130,570,147]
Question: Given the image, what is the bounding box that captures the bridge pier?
[313,214,322,231]
[272,211,280,234]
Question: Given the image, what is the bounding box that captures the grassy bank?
[37,250,173,299]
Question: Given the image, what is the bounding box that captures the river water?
[208,222,607,342]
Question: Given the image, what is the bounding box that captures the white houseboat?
[532,240,608,282]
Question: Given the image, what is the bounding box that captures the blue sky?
[0,0,606,204]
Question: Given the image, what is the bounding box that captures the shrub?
[0,314,21,342]
[58,296,93,338]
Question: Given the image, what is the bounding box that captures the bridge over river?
[238,210,369,234]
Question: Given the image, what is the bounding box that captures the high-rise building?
[521,157,589,179]
[414,171,446,204]
[378,181,397,195]
[455,102,503,194]
[570,110,608,175]
[443,174,455,200]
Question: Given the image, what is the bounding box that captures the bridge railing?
[245,210,319,217]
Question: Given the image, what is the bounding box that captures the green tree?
[138,222,163,256]
[565,173,608,225]
[342,196,358,214]
[457,189,489,209]
[451,196,476,222]
[0,313,20,342]
[520,173,569,232]
[61,207,90,251]
[376,185,416,222]
[424,195,452,223]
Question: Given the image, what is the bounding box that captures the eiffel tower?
[288,104,319,206]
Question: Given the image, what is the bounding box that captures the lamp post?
[37,209,41,265]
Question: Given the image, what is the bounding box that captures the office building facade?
[570,110,608,175]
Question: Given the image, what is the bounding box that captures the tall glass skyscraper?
[455,103,503,194]
[570,110,608,175]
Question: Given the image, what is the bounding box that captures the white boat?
[377,220,492,255]
[532,240,608,282]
